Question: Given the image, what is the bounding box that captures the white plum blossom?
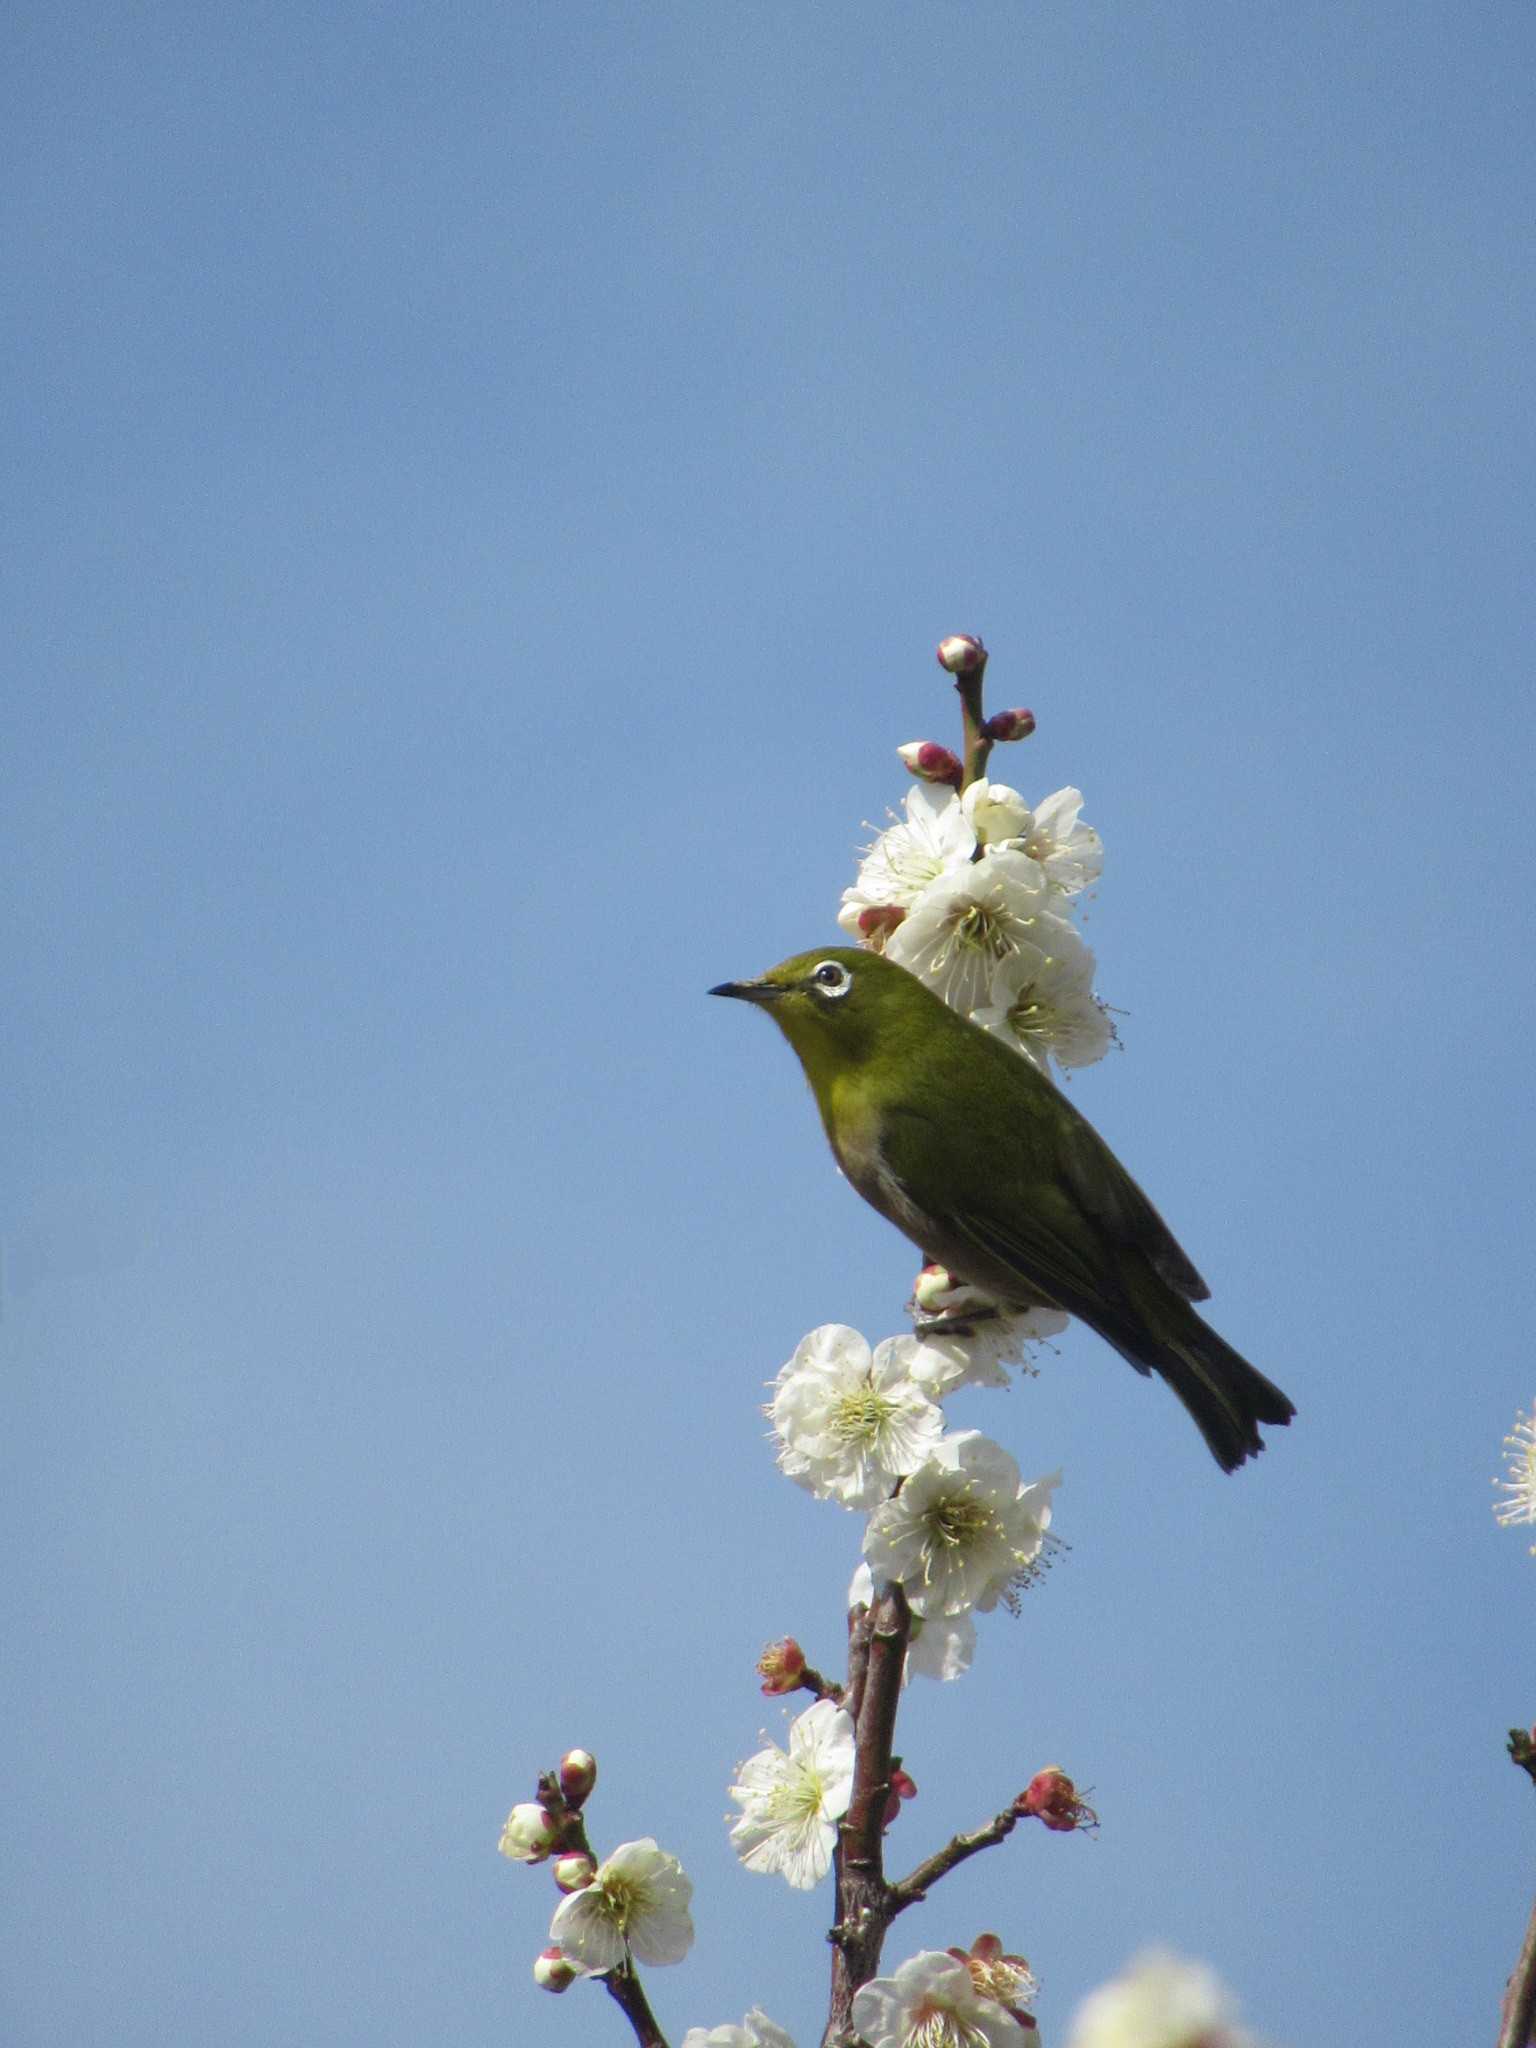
[1065,1950,1256,2048]
[1019,786,1103,895]
[960,779,1101,892]
[907,1607,977,1680]
[863,1432,1058,1619]
[908,1298,1070,1393]
[728,1698,855,1890]
[770,1326,945,1509]
[548,1838,694,1971]
[970,929,1114,1075]
[961,777,1033,846]
[852,1949,1032,2048]
[838,769,1109,1072]
[838,783,976,940]
[884,850,1057,1014]
[682,2012,797,2048]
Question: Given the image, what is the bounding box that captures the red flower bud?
[896,740,963,788]
[757,1638,807,1696]
[882,1763,918,1826]
[936,634,987,674]
[533,1946,582,1992]
[557,1748,597,1808]
[982,706,1036,742]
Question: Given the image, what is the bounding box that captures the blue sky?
[4,5,1534,2044]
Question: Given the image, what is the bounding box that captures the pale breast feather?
[826,1099,941,1248]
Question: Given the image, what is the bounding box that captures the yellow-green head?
[709,946,942,1103]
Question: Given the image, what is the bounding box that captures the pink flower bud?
[896,741,963,788]
[982,706,1036,742]
[936,634,987,674]
[552,1852,596,1893]
[1016,1766,1097,1833]
[557,1748,597,1807]
[499,1802,560,1863]
[857,904,906,947]
[882,1763,918,1826]
[533,1946,582,1992]
[757,1637,807,1696]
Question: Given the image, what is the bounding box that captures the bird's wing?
[872,1102,1124,1321]
[872,1081,1209,1318]
[1053,1112,1210,1303]
[944,1200,1137,1336]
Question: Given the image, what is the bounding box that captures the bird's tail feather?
[1108,1268,1295,1473]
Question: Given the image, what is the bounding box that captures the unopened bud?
[912,1264,995,1319]
[896,741,963,788]
[757,1637,807,1696]
[982,707,1036,742]
[533,1946,581,1992]
[913,1263,960,1314]
[857,904,906,947]
[499,1802,560,1863]
[1016,1766,1097,1833]
[558,1748,597,1807]
[551,1851,596,1892]
[883,1763,918,1826]
[936,634,987,674]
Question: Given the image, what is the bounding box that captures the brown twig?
[602,1961,669,2048]
[1498,1729,1536,2048]
[823,1583,910,2046]
[887,1804,1022,1913]
[797,1663,845,1704]
[1497,1894,1536,2048]
[840,1584,910,1875]
[843,1600,873,1726]
[952,648,994,793]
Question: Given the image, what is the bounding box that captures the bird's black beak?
[709,979,784,1004]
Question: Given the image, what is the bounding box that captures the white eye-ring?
[810,960,853,998]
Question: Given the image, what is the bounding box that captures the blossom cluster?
[838,775,1110,1075]
[766,1315,1062,1688]
[727,1309,1064,1900]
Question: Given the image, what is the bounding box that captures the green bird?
[711,946,1294,1472]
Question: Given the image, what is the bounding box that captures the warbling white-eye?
[711,946,1293,1471]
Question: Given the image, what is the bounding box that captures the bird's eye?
[810,960,853,998]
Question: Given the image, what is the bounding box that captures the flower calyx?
[947,1933,1040,2030]
[1015,1766,1097,1833]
